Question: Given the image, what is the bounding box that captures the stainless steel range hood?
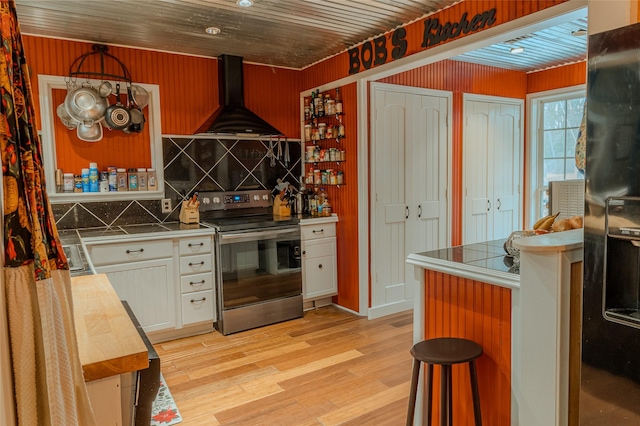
[196,54,282,137]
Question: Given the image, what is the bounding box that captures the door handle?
[497,198,501,210]
[406,206,409,219]
[487,200,491,211]
[418,205,422,218]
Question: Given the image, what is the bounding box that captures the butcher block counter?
[71,273,148,381]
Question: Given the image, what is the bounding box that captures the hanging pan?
[103,82,130,130]
[123,85,145,134]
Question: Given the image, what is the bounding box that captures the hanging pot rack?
[68,44,132,83]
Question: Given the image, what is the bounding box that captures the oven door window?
[220,228,302,309]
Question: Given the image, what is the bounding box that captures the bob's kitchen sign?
[348,8,497,75]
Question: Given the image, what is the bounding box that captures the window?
[527,86,586,225]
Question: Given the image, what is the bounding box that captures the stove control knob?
[262,194,269,201]
[202,197,210,204]
[253,195,259,201]
[213,197,221,204]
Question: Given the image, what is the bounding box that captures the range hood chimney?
[196,54,283,137]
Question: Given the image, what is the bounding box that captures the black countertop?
[415,239,519,275]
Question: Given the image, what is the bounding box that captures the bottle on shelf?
[335,87,343,114]
[304,98,311,120]
[322,196,331,217]
[316,89,324,117]
[81,168,90,193]
[310,90,316,118]
[89,162,99,192]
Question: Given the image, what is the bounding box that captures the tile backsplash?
[53,136,302,229]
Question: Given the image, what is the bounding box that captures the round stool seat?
[410,337,483,365]
[406,337,483,426]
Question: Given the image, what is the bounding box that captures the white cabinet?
[178,235,216,327]
[463,95,523,244]
[88,239,175,333]
[301,217,338,303]
[84,231,217,341]
[370,83,450,318]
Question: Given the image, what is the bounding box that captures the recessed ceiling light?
[205,27,221,35]
[571,29,587,37]
[510,46,525,54]
[236,0,253,7]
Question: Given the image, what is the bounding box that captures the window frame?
[526,84,586,228]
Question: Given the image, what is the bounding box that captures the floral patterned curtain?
[1,1,95,424]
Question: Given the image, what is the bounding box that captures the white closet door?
[371,83,450,318]
[464,100,492,244]
[408,94,449,253]
[492,103,521,240]
[373,88,408,309]
[463,96,522,244]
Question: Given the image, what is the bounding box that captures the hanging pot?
[103,83,130,130]
[56,103,80,130]
[64,82,107,123]
[77,121,103,142]
[124,85,145,134]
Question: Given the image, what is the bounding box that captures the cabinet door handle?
[312,229,324,234]
[126,248,144,254]
[188,242,204,248]
[405,206,409,219]
[302,250,306,255]
[190,280,206,286]
[497,198,501,210]
[189,261,205,266]
[190,297,206,303]
[418,205,422,218]
[318,264,323,269]
[487,200,491,211]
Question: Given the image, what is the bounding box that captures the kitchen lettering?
[422,8,497,47]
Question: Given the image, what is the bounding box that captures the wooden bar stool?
[406,337,482,426]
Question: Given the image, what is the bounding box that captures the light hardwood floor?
[154,306,414,425]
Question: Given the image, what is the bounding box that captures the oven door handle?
[220,228,300,244]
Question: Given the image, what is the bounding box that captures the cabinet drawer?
[182,290,214,325]
[303,239,335,258]
[179,236,212,256]
[180,272,214,294]
[179,253,213,275]
[301,224,336,241]
[89,240,173,266]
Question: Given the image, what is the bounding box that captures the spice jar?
[128,168,138,191]
[147,168,158,191]
[304,124,312,141]
[318,123,326,139]
[137,168,148,191]
[117,168,128,191]
[63,173,74,192]
[74,175,82,193]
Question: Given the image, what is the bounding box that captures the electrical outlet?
[161,198,172,213]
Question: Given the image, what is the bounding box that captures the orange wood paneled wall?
[527,61,586,93]
[24,36,302,174]
[378,60,528,246]
[424,270,512,425]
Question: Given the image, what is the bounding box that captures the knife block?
[273,195,291,217]
[179,201,200,224]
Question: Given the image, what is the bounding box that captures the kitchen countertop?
[406,239,520,290]
[71,274,148,382]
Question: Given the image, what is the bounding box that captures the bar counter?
[406,230,583,426]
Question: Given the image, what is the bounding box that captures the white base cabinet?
[301,216,338,303]
[84,231,216,342]
[95,258,175,333]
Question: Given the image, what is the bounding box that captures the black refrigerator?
[582,22,640,424]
